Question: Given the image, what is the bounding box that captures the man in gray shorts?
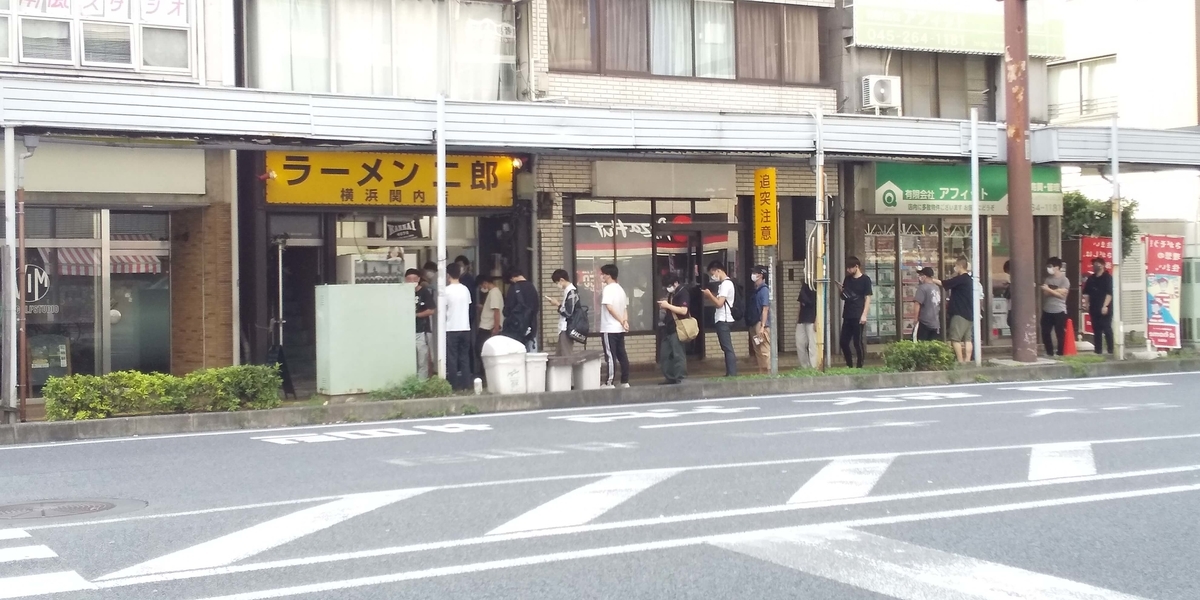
[913,267,942,341]
[932,258,976,363]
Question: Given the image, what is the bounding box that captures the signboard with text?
[852,0,1065,58]
[874,162,1063,216]
[754,168,777,246]
[1078,236,1113,336]
[265,152,514,208]
[1144,235,1184,349]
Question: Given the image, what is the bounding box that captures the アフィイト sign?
[874,162,1064,216]
[265,152,515,208]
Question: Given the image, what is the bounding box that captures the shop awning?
[36,248,164,276]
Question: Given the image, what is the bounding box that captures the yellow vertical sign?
[754,168,778,246]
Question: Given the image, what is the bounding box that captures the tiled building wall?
[528,0,837,114]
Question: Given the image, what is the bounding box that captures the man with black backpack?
[547,269,586,355]
[702,261,738,377]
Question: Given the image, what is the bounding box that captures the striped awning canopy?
[36,248,164,276]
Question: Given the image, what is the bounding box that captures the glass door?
[653,228,705,357]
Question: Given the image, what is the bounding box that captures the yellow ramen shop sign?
[264,152,515,208]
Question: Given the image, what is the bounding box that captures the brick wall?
[529,0,837,114]
[170,151,236,374]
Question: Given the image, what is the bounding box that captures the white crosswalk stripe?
[788,456,895,504]
[0,571,96,599]
[0,530,30,541]
[0,530,94,598]
[488,469,682,535]
[1029,443,1098,481]
[0,545,57,564]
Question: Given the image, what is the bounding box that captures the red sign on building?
[1144,235,1185,349]
[1078,236,1113,335]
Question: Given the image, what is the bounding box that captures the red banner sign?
[1078,236,1114,335]
[1144,235,1185,349]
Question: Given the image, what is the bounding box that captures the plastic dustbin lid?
[481,335,528,357]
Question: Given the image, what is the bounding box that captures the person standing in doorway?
[836,256,872,369]
[1041,257,1071,357]
[547,269,580,356]
[933,258,975,363]
[502,269,539,351]
[795,281,818,369]
[406,269,434,380]
[455,256,478,373]
[748,265,772,374]
[656,274,690,384]
[444,263,473,390]
[475,276,504,372]
[913,267,942,342]
[1082,257,1114,356]
[701,261,738,377]
[599,264,630,389]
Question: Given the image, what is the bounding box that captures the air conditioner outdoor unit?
[862,75,902,110]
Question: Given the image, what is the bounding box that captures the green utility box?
[315,283,415,396]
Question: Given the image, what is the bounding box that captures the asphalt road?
[2,371,1200,599]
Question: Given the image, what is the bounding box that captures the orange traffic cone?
[1063,319,1077,356]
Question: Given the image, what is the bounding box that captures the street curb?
[2,358,1196,446]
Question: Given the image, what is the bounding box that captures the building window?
[246,0,518,101]
[2,0,192,73]
[549,0,820,85]
[1049,55,1117,121]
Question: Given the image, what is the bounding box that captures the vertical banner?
[754,168,778,246]
[1078,236,1113,335]
[1144,235,1185,349]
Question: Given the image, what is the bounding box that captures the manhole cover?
[0,500,132,520]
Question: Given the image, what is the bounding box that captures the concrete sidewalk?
[2,356,1196,446]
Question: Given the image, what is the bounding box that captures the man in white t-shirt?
[445,262,473,390]
[599,264,630,389]
[701,261,737,377]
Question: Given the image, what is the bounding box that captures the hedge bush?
[44,365,282,421]
[882,341,957,372]
[370,376,455,400]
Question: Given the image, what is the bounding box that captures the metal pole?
[3,128,14,421]
[1004,0,1037,362]
[435,0,449,380]
[1110,116,1124,360]
[970,108,983,366]
[276,242,284,346]
[813,109,829,370]
[17,185,26,423]
[768,246,777,375]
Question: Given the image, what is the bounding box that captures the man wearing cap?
[748,265,772,374]
[912,267,942,341]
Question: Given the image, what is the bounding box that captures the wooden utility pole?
[1004,0,1038,362]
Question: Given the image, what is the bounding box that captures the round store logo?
[24,264,49,303]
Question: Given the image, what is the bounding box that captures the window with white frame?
[246,0,518,101]
[1049,55,1117,121]
[0,0,193,73]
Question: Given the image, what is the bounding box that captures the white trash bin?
[525,352,549,393]
[573,351,603,391]
[481,335,528,395]
[546,356,574,392]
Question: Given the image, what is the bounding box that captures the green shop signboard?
[852,0,1065,58]
[874,162,1063,216]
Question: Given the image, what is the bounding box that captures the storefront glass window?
[862,219,897,343]
[572,199,655,333]
[110,212,171,374]
[990,216,1012,339]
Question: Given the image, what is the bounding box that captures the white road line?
[0,529,29,540]
[0,571,96,599]
[182,481,1200,600]
[487,469,681,535]
[641,397,1073,429]
[32,430,1200,532]
[788,457,895,504]
[0,545,57,563]
[4,371,1194,452]
[96,487,433,581]
[1030,443,1098,481]
[712,527,1148,600]
[94,462,1200,590]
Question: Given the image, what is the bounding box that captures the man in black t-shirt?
[835,256,873,369]
[406,269,435,379]
[932,258,975,363]
[1082,257,1114,355]
[795,282,818,369]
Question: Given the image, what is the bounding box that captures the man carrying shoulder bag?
[657,274,693,385]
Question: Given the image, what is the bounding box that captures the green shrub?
[43,365,281,421]
[882,341,957,372]
[371,376,455,400]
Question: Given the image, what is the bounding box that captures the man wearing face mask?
[701,261,738,377]
[1082,257,1114,355]
[656,274,690,384]
[834,256,872,369]
[1041,257,1071,357]
[748,265,772,374]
